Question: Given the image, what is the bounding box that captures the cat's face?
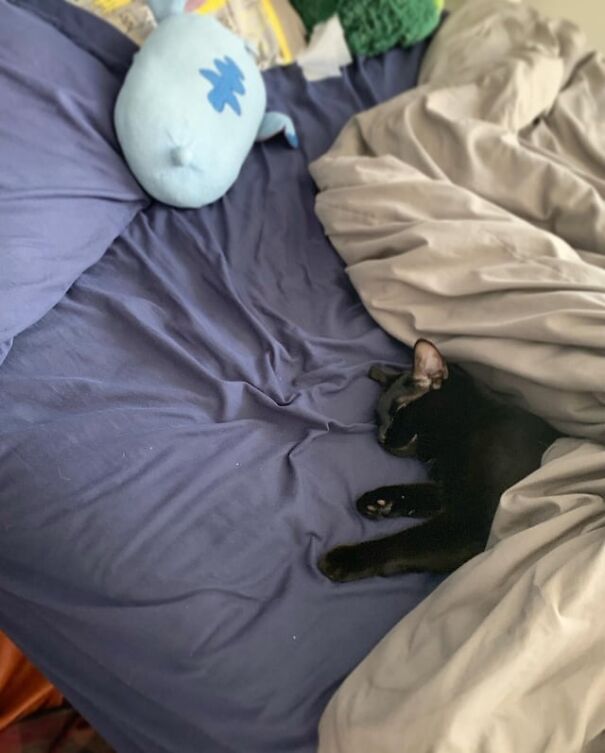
[370,340,448,456]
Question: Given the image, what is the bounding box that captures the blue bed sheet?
[0,2,441,751]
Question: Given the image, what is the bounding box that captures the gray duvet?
[310,1,605,750]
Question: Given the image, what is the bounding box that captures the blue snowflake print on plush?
[200,57,246,116]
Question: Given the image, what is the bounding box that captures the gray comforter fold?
[310,1,605,750]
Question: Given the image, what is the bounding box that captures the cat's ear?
[368,365,402,387]
[412,339,449,390]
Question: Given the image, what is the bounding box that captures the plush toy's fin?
[147,0,187,23]
[256,112,299,148]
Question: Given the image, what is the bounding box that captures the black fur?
[319,340,559,582]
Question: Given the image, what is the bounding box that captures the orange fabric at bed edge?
[0,630,63,730]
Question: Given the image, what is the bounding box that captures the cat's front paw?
[318,545,376,582]
[357,484,442,520]
[357,492,396,519]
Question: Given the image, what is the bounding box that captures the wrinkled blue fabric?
[0,2,441,752]
[0,0,145,358]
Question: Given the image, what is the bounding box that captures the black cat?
[319,339,559,582]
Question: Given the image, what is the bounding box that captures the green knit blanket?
[291,0,443,56]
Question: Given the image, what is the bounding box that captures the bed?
[0,2,440,751]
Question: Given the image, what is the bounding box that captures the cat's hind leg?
[357,483,443,520]
[319,514,485,582]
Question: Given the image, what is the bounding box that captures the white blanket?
[310,1,605,750]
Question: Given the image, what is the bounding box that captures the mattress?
[0,2,438,751]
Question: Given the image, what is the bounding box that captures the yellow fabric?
[194,0,227,12]
[260,0,293,63]
[91,0,131,11]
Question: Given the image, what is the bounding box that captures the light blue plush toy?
[114,0,298,208]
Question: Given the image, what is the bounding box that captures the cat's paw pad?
[357,492,398,519]
[318,545,371,582]
[362,497,393,518]
[357,485,442,520]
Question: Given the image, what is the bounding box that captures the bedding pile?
[0,706,113,753]
[310,1,605,750]
[65,0,155,45]
[0,631,63,730]
[66,0,306,68]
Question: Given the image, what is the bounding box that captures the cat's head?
[370,339,449,456]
